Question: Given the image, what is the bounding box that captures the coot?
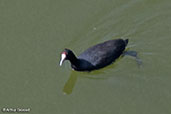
[60,39,128,71]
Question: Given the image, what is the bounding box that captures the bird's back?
[78,39,128,69]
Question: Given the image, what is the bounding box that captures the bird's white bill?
[60,53,66,66]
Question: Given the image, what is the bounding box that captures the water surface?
[0,0,171,114]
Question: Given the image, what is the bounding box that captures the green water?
[0,0,171,114]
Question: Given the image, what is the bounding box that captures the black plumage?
[60,39,128,71]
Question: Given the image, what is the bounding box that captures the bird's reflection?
[63,71,78,95]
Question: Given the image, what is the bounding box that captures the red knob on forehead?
[62,52,67,55]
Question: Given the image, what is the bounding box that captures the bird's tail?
[124,39,129,46]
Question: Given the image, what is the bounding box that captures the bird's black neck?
[68,52,79,67]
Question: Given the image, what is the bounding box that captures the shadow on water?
[62,70,107,95]
[63,71,78,95]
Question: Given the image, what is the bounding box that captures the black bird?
[60,39,128,71]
